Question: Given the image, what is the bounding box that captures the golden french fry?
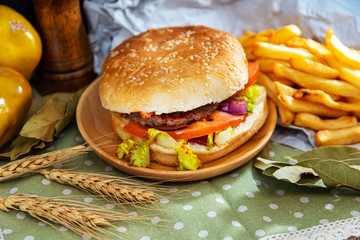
[285,37,307,48]
[257,58,290,73]
[238,30,273,48]
[271,24,302,44]
[243,29,255,36]
[325,28,360,69]
[257,72,295,126]
[303,38,331,58]
[294,113,357,131]
[267,72,294,87]
[347,97,360,120]
[273,80,297,96]
[292,88,360,112]
[273,63,360,98]
[339,67,360,89]
[324,53,354,70]
[253,42,322,62]
[278,94,348,118]
[243,47,256,61]
[290,56,339,79]
[315,126,360,147]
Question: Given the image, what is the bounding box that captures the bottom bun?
[111,86,268,167]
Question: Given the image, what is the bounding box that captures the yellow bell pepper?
[0,66,33,148]
[0,5,42,80]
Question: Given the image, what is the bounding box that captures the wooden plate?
[76,78,277,182]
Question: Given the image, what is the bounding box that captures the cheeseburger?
[99,25,268,170]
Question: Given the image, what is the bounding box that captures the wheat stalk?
[0,145,91,181]
[38,169,158,206]
[0,194,152,239]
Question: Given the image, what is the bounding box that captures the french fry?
[339,67,360,89]
[273,63,360,98]
[285,37,307,48]
[325,28,360,69]
[315,126,360,147]
[294,113,357,131]
[238,29,274,48]
[324,53,354,70]
[271,24,302,44]
[347,97,360,120]
[290,56,339,79]
[243,29,255,36]
[243,47,256,61]
[292,88,360,112]
[267,72,295,87]
[253,42,322,62]
[257,58,290,73]
[273,80,298,96]
[303,38,331,58]
[278,94,348,118]
[257,72,295,126]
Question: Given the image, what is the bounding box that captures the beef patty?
[121,103,219,130]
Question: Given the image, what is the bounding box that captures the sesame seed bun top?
[99,25,248,114]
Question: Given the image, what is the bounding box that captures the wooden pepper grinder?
[32,0,94,94]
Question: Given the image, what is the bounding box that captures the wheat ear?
[0,145,91,181]
[38,169,157,204]
[0,194,150,239]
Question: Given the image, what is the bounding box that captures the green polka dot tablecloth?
[1,122,360,240]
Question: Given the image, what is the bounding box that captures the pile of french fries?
[239,24,360,147]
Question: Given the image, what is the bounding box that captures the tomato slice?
[234,61,259,95]
[123,110,246,140]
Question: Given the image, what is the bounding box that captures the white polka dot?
[269,151,275,157]
[42,179,51,185]
[140,236,150,240]
[276,189,285,196]
[183,205,192,211]
[294,212,303,218]
[253,179,262,185]
[201,180,209,184]
[53,163,62,169]
[3,229,12,234]
[24,236,34,240]
[330,189,339,195]
[215,198,225,203]
[351,210,360,217]
[160,198,169,204]
[230,173,239,177]
[224,237,233,240]
[232,221,241,227]
[16,212,26,219]
[76,136,84,142]
[288,159,297,164]
[300,197,309,203]
[129,211,138,216]
[151,216,160,224]
[238,206,248,212]
[255,230,266,237]
[320,219,329,224]
[117,227,127,232]
[207,211,216,217]
[246,192,255,198]
[192,191,201,197]
[269,203,278,209]
[169,188,178,193]
[46,145,55,151]
[82,235,92,240]
[84,197,93,203]
[325,203,334,210]
[60,226,68,231]
[84,160,93,166]
[263,216,272,222]
[222,184,231,190]
[106,204,115,209]
[174,222,184,230]
[38,221,47,226]
[62,189,72,195]
[198,230,208,238]
[355,196,360,202]
[9,187,18,194]
[104,165,113,171]
[288,227,297,232]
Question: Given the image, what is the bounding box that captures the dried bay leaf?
[272,166,317,183]
[0,89,84,160]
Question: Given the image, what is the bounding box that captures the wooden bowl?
[76,78,277,182]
